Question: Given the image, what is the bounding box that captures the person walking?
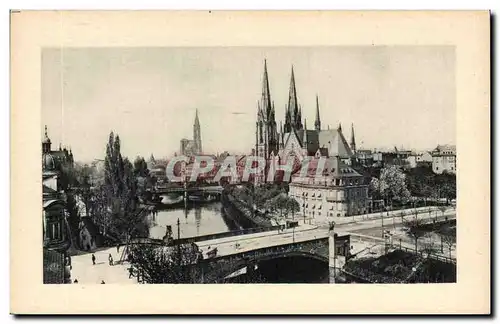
[92,253,96,265]
[108,253,114,266]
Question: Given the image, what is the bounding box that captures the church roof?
[300,157,362,178]
[289,128,353,158]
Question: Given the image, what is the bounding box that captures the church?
[180,109,203,157]
[255,60,358,170]
[254,61,369,219]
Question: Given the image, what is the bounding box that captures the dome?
[42,153,56,171]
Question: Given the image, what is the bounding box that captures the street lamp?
[176,218,181,266]
[381,208,385,238]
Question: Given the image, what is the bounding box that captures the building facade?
[180,109,203,156]
[288,157,369,222]
[407,151,433,168]
[41,126,72,284]
[431,144,456,174]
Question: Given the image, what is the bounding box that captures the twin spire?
[264,62,321,133]
[283,65,304,132]
[257,60,357,156]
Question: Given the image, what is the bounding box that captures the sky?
[42,46,456,163]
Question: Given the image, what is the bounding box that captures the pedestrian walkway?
[70,246,136,284]
[332,206,455,226]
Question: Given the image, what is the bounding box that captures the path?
[70,246,135,284]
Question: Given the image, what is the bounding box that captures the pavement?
[196,206,456,259]
[70,246,135,284]
[196,224,328,258]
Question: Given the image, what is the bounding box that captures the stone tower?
[193,109,202,154]
[256,60,278,160]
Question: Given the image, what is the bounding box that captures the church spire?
[193,109,202,154]
[284,104,291,133]
[350,123,357,153]
[194,108,200,127]
[261,59,272,118]
[303,118,308,144]
[315,94,321,131]
[286,65,299,130]
[296,105,303,130]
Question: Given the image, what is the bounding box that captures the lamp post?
[176,218,181,267]
[381,209,384,238]
[303,194,306,224]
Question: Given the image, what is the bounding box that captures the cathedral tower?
[193,109,202,154]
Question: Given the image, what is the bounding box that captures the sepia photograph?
[11,11,490,314]
[41,47,457,285]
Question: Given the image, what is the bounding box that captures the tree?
[403,217,427,252]
[286,198,300,219]
[101,132,145,241]
[421,233,438,256]
[128,243,202,283]
[441,227,456,259]
[375,166,411,207]
[65,192,81,249]
[133,156,149,178]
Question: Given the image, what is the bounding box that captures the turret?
[314,95,321,131]
[42,125,52,153]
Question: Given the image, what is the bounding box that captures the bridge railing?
[171,226,281,246]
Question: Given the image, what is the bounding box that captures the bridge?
[152,185,224,195]
[191,226,347,283]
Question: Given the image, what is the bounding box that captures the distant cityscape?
[42,58,456,285]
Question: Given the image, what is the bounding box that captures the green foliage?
[128,243,202,283]
[98,132,145,240]
[264,193,300,219]
[133,156,149,178]
[405,166,456,202]
[65,192,81,249]
[402,216,427,251]
[371,165,411,205]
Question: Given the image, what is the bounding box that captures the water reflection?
[147,202,237,240]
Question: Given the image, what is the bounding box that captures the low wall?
[171,226,281,245]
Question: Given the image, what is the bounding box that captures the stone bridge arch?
[199,237,329,283]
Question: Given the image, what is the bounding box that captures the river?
[147,202,240,240]
[146,200,329,283]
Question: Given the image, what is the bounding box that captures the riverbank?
[221,191,274,228]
